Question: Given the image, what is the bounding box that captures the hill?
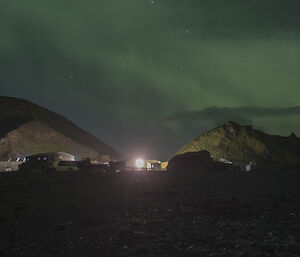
[0,96,122,161]
[175,121,300,169]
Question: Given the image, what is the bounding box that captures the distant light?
[147,162,152,170]
[135,159,145,169]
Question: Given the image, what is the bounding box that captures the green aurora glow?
[1,0,300,158]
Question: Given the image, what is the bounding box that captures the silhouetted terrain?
[175,121,300,169]
[167,150,235,172]
[0,96,122,160]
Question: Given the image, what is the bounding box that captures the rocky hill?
[0,96,122,161]
[175,121,300,169]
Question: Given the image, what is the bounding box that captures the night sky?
[1,0,300,159]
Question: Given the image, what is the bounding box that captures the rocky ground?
[0,169,300,257]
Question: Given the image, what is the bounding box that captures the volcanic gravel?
[0,169,300,257]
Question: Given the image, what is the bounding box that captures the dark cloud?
[166,106,300,126]
[166,0,300,39]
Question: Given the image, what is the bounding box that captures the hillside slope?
[175,121,300,168]
[0,96,122,160]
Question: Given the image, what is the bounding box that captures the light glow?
[135,159,145,169]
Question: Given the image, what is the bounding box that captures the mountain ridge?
[175,121,300,168]
[0,96,122,160]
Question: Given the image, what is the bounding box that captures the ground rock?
[167,150,230,172]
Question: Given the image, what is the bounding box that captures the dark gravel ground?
[0,169,300,257]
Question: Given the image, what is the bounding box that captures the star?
[185,28,191,34]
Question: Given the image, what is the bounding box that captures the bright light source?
[135,159,145,169]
